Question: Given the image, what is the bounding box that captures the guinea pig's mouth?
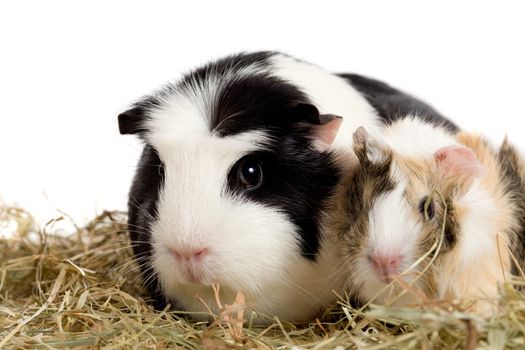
[181,266,205,285]
[173,259,217,286]
[161,245,214,285]
[377,275,394,284]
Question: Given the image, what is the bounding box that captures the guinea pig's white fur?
[331,118,524,314]
[120,52,456,322]
[380,117,458,158]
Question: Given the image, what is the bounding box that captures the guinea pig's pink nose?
[369,253,401,283]
[169,247,209,264]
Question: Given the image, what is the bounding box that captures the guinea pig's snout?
[169,247,209,264]
[168,246,210,284]
[368,253,402,283]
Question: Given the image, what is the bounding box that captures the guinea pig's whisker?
[141,269,160,289]
[126,237,153,243]
[127,269,152,286]
[125,230,152,237]
[115,265,141,278]
[312,260,349,284]
[116,258,149,277]
[283,278,333,306]
[127,260,154,281]
[117,225,147,233]
[113,251,150,270]
[124,222,153,231]
[319,263,347,283]
[113,258,140,272]
[126,241,152,246]
[288,262,345,302]
[128,195,157,222]
[124,251,151,265]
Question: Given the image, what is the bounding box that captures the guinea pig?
[329,118,525,314]
[117,51,457,322]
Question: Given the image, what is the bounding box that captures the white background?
[1,1,524,227]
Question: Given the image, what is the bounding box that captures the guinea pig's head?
[118,52,345,318]
[335,127,485,306]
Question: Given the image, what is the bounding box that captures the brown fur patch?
[496,137,525,277]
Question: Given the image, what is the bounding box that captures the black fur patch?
[340,73,458,132]
[212,74,309,136]
[127,145,167,309]
[442,199,459,251]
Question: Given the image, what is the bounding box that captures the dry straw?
[1,206,525,349]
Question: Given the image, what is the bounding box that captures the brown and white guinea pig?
[117,51,456,322]
[329,117,525,314]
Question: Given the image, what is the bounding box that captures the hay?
[1,206,525,349]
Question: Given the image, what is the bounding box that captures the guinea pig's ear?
[352,126,389,164]
[290,103,343,152]
[290,103,322,125]
[310,114,343,152]
[433,145,485,179]
[118,107,146,135]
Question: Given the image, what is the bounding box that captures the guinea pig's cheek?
[203,203,302,289]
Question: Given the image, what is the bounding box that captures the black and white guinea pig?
[329,118,525,314]
[117,51,456,322]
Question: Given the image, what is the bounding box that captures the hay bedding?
[1,206,525,349]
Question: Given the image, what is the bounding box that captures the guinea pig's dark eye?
[418,196,435,220]
[238,158,263,190]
